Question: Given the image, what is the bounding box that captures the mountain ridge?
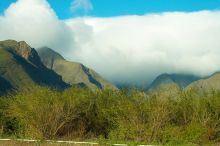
[0,40,70,94]
[37,47,117,90]
[148,73,201,91]
[186,72,220,92]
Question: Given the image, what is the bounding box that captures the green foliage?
[0,49,10,63]
[0,86,220,145]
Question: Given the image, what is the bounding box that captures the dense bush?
[0,86,220,145]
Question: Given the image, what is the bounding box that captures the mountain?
[37,47,117,90]
[0,40,69,94]
[148,73,201,91]
[186,72,220,93]
[0,76,14,95]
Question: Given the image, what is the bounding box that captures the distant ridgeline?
[0,40,117,95]
[147,72,220,94]
[1,39,220,95]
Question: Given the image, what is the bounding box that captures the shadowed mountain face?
[0,40,69,93]
[37,47,117,90]
[148,73,201,91]
[186,72,220,92]
[0,76,13,95]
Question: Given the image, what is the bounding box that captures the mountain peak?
[37,47,117,90]
[148,73,201,91]
[37,47,65,69]
[18,41,32,56]
[0,40,31,57]
[0,40,44,68]
[0,40,70,93]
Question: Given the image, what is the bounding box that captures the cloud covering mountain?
[0,0,220,86]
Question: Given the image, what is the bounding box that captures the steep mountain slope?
[186,72,220,92]
[0,76,13,95]
[37,47,117,90]
[0,40,69,94]
[148,73,200,91]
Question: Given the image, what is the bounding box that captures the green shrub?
[0,86,220,145]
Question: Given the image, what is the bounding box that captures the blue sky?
[1,0,220,19]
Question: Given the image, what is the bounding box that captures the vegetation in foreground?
[0,86,220,145]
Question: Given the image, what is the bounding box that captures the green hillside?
[148,73,200,90]
[0,40,69,94]
[186,72,220,93]
[37,47,117,90]
[0,49,10,63]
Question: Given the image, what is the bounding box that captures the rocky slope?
[0,40,69,94]
[37,47,117,90]
[186,72,220,92]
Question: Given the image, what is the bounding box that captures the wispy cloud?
[70,0,93,13]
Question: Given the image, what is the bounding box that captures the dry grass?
[0,140,102,146]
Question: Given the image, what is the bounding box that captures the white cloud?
[70,0,93,13]
[1,0,220,86]
[0,0,74,52]
[65,12,220,85]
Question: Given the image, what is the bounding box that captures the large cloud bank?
[1,0,220,86]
